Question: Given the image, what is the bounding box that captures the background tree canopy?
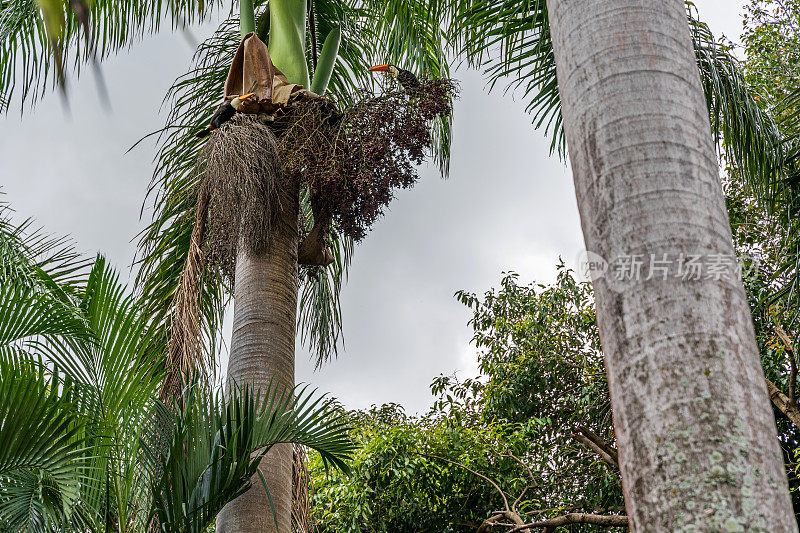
[309,267,625,532]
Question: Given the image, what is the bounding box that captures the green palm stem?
[240,0,256,37]
[240,0,309,87]
[310,25,340,95]
[268,0,310,87]
[309,0,319,69]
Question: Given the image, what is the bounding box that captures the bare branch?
[512,485,533,513]
[476,513,506,533]
[577,426,619,463]
[571,427,619,470]
[766,377,800,427]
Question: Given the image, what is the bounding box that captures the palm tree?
[538,0,793,528]
[135,3,451,531]
[0,201,354,532]
[426,0,800,526]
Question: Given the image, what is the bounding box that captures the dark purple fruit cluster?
[280,78,457,242]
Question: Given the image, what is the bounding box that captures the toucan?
[368,64,420,92]
[195,93,256,138]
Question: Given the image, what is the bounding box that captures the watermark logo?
[578,250,609,282]
[577,250,760,292]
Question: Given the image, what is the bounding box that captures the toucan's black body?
[396,68,420,91]
[196,101,237,138]
[368,64,421,93]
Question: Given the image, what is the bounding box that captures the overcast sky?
[1,0,746,414]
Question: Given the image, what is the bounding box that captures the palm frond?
[0,355,86,532]
[133,14,238,380]
[298,190,353,367]
[0,203,172,531]
[251,383,353,473]
[49,256,165,531]
[689,4,785,207]
[0,282,88,362]
[298,235,352,368]
[0,205,92,365]
[775,87,800,132]
[0,0,224,111]
[448,0,794,185]
[449,0,563,156]
[145,380,352,533]
[0,199,89,294]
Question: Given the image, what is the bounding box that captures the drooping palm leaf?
[298,187,353,367]
[761,88,800,305]
[448,0,795,183]
[689,4,785,207]
[449,0,563,156]
[133,12,238,384]
[0,0,224,111]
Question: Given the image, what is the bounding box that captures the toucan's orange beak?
[368,64,389,72]
[240,92,255,100]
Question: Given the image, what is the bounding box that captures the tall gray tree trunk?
[216,185,299,533]
[546,0,796,530]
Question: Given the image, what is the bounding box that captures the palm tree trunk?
[546,0,795,529]
[216,183,299,533]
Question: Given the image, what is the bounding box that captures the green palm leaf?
[449,0,562,155]
[62,256,165,531]
[0,0,224,111]
[0,199,89,295]
[689,5,785,207]
[0,356,86,532]
[448,0,795,187]
[144,380,353,533]
[0,245,168,530]
[133,13,238,378]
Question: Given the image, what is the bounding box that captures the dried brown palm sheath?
[291,443,318,533]
[205,115,285,282]
[161,184,211,403]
